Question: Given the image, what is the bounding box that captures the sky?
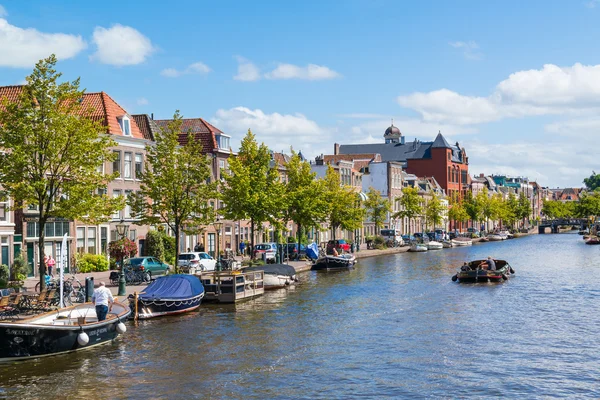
[0,0,599,188]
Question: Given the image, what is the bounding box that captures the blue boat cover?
[139,274,204,300]
[306,242,319,260]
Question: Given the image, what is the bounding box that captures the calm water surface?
[1,233,600,399]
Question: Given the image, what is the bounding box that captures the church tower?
[384,120,403,144]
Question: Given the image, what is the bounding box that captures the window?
[87,227,97,254]
[219,136,230,149]
[113,151,121,177]
[135,154,143,178]
[118,116,131,136]
[101,227,108,254]
[0,202,6,221]
[124,152,132,178]
[219,160,225,170]
[129,229,136,241]
[124,190,132,218]
[448,167,451,183]
[113,190,122,219]
[77,227,85,254]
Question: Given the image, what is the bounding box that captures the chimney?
[401,136,405,145]
[334,143,340,155]
[151,113,154,120]
[480,173,484,178]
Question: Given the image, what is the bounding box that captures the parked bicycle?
[35,275,85,306]
[109,267,150,286]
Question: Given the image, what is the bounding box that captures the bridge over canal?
[538,218,588,234]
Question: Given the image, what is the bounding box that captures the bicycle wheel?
[35,281,41,293]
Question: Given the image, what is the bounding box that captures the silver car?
[177,252,217,272]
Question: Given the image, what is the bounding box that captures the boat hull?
[408,244,428,252]
[427,241,443,250]
[312,255,356,271]
[134,293,204,319]
[451,239,473,246]
[454,259,512,283]
[0,303,130,361]
[263,273,296,289]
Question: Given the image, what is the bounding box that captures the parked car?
[380,229,404,246]
[467,228,481,237]
[253,243,277,263]
[401,234,415,244]
[284,243,306,260]
[177,252,217,272]
[125,257,170,278]
[326,239,351,254]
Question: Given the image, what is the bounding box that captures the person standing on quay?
[91,282,114,321]
[47,255,56,277]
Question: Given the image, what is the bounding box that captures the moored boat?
[487,234,504,241]
[427,241,443,250]
[311,254,356,271]
[451,237,473,246]
[442,240,453,248]
[0,301,130,362]
[244,263,297,289]
[585,235,600,245]
[130,274,204,319]
[451,259,514,283]
[408,242,428,252]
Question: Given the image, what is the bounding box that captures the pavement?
[23,231,538,297]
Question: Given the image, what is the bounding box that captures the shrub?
[108,238,138,267]
[0,264,9,289]
[76,254,110,273]
[242,259,265,267]
[373,235,387,249]
[145,230,165,260]
[11,254,28,282]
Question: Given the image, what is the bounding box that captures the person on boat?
[461,262,470,271]
[332,247,339,257]
[480,256,496,271]
[91,281,114,322]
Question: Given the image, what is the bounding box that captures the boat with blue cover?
[129,274,204,319]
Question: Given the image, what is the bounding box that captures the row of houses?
[0,85,584,277]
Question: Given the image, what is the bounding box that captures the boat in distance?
[244,263,298,289]
[451,259,515,283]
[129,274,204,319]
[0,301,130,362]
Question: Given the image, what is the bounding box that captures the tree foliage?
[364,187,391,234]
[108,238,138,265]
[584,171,600,191]
[322,166,364,239]
[130,111,216,272]
[220,130,285,255]
[0,55,122,289]
[516,192,532,226]
[424,191,446,231]
[448,195,469,225]
[393,186,422,234]
[576,190,600,218]
[542,200,576,219]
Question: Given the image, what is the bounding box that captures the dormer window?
[118,115,131,136]
[216,135,230,149]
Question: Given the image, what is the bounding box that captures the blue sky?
[1,0,599,187]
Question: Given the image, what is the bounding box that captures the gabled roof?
[0,85,143,139]
[431,132,452,149]
[154,117,219,153]
[132,114,160,141]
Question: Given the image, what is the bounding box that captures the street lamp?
[214,217,223,271]
[115,219,129,296]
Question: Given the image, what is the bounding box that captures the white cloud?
[160,61,211,78]
[398,62,600,125]
[449,41,482,60]
[0,18,87,68]
[136,97,149,106]
[90,24,154,66]
[233,56,261,81]
[211,106,332,157]
[264,63,341,80]
[0,5,7,17]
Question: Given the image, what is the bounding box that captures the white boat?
[427,241,444,250]
[244,264,297,289]
[487,234,504,241]
[451,237,473,246]
[409,242,428,252]
[442,240,453,248]
[498,230,514,239]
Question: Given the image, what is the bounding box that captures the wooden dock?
[197,270,264,303]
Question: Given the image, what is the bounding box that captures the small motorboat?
[409,242,428,252]
[451,237,473,246]
[478,237,489,243]
[442,240,453,248]
[130,274,204,319]
[244,263,297,289]
[0,301,130,362]
[487,234,504,241]
[427,241,443,250]
[452,259,515,283]
[585,236,600,245]
[311,254,356,271]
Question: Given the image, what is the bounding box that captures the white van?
[380,229,404,246]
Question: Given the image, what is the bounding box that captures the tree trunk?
[297,223,302,261]
[174,223,180,274]
[250,219,255,259]
[38,209,47,291]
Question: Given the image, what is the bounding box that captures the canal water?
[1,232,599,399]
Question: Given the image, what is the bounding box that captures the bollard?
[118,270,126,296]
[262,252,267,264]
[85,277,94,302]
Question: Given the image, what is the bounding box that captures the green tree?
[516,192,532,228]
[464,191,483,229]
[220,130,285,257]
[364,187,391,235]
[129,111,216,273]
[0,55,122,290]
[584,171,600,191]
[504,192,519,228]
[393,186,422,234]
[448,195,469,228]
[145,230,165,260]
[322,166,364,239]
[424,191,446,231]
[576,190,600,218]
[283,151,329,250]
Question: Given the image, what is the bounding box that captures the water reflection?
[2,233,600,398]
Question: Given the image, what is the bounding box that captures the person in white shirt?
[91,281,114,321]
